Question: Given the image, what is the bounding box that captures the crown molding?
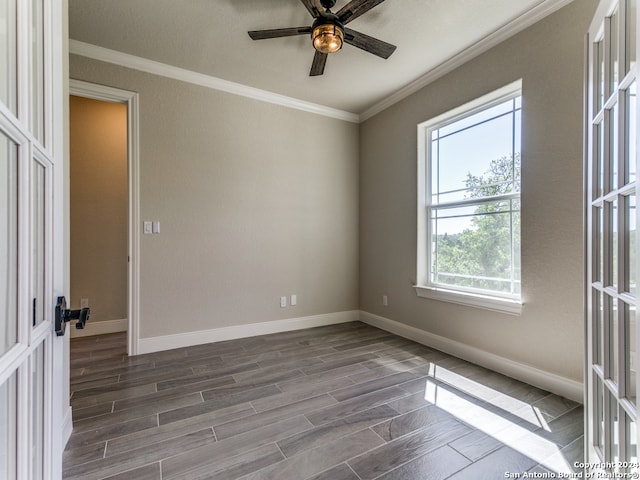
[68,39,360,124]
[70,0,574,124]
[359,0,576,122]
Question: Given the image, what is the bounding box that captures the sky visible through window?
[430,97,521,234]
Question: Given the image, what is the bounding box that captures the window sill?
[414,285,523,316]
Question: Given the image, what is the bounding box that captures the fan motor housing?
[311,12,344,32]
[320,0,337,9]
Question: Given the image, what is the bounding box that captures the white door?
[586,0,640,473]
[1,0,66,479]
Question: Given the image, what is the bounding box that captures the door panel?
[0,130,18,358]
[587,0,640,473]
[0,0,17,115]
[0,0,64,478]
[30,0,45,146]
[31,155,48,330]
[31,342,45,480]
[0,372,17,480]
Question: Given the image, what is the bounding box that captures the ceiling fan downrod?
[320,0,337,11]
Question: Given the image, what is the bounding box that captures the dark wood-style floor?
[64,322,584,479]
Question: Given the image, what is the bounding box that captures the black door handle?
[55,296,91,336]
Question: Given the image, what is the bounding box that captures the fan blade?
[344,28,396,59]
[248,27,312,40]
[337,0,386,24]
[310,51,328,76]
[299,0,324,18]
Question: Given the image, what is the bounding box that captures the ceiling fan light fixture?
[312,23,344,54]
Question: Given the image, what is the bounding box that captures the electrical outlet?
[290,294,297,306]
[280,296,287,308]
[80,298,89,309]
[382,295,388,307]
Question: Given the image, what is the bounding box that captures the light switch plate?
[143,221,153,234]
[152,221,160,234]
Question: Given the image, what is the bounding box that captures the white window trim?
[414,285,523,315]
[415,80,523,315]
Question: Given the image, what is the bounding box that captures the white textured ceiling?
[69,0,569,115]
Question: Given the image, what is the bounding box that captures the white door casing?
[68,79,140,356]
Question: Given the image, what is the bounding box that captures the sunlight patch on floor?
[427,363,551,431]
[425,364,573,473]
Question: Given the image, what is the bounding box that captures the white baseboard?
[62,405,73,447]
[359,310,584,404]
[70,318,128,338]
[137,310,360,355]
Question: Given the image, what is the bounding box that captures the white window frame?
[415,80,523,315]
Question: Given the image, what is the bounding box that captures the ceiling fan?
[248,0,396,76]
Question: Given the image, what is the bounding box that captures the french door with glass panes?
[1,0,66,479]
[586,0,640,473]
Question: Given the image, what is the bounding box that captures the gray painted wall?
[70,56,360,338]
[69,0,596,384]
[359,0,598,383]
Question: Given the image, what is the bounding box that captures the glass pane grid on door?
[1,0,62,477]
[0,128,19,361]
[0,371,17,480]
[588,0,639,471]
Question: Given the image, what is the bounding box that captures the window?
[416,81,522,314]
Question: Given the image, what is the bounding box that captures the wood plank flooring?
[64,322,584,479]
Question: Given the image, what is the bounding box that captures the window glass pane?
[0,373,17,480]
[595,206,604,283]
[608,200,619,288]
[431,199,520,294]
[595,289,605,366]
[433,108,519,203]
[31,159,46,327]
[438,99,517,137]
[610,104,620,192]
[626,415,638,464]
[610,9,620,95]
[31,0,44,144]
[627,0,637,74]
[610,296,619,384]
[596,375,605,453]
[430,135,439,202]
[596,39,606,112]
[512,202,521,293]
[609,392,620,463]
[0,0,17,114]
[614,199,619,288]
[625,303,636,404]
[514,109,521,160]
[32,343,45,480]
[626,194,636,295]
[1,131,18,357]
[596,121,605,199]
[627,82,637,184]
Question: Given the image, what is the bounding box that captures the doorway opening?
[70,95,127,338]
[69,80,140,355]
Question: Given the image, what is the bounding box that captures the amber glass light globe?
[312,23,344,54]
